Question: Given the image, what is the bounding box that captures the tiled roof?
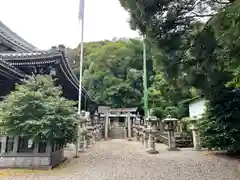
[0,22,94,103]
[0,21,37,52]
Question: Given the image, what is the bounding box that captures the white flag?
[78,0,85,20]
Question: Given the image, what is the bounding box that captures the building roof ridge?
[0,49,62,57]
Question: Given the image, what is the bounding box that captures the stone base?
[127,138,133,141]
[78,149,86,153]
[135,137,140,141]
[166,148,180,151]
[146,149,159,154]
[0,156,66,170]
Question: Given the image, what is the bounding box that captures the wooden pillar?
[1,136,7,154]
[127,112,132,138]
[104,113,109,139]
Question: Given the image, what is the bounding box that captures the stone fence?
[0,136,65,169]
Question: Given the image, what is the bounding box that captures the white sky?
[0,0,138,49]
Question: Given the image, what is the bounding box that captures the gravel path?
[1,139,240,180]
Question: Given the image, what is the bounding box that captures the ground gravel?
[1,139,239,180]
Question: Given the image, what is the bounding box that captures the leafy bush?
[180,117,193,137]
[0,75,77,143]
[198,88,240,152]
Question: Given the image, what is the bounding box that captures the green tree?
[68,38,196,118]
[195,1,240,152]
[0,75,76,143]
[68,39,154,108]
[119,0,231,84]
[120,0,240,152]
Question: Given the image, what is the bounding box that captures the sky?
[0,0,139,49]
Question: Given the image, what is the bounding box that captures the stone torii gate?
[98,107,137,139]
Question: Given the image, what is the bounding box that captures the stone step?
[109,127,125,139]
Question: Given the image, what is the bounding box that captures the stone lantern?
[188,117,201,151]
[145,116,159,154]
[146,116,158,132]
[162,115,179,151]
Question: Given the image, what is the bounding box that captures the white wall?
[189,99,207,119]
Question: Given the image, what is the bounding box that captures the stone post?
[140,133,144,145]
[143,131,148,149]
[191,124,201,151]
[13,136,19,153]
[79,115,87,152]
[78,133,86,152]
[46,140,52,154]
[127,112,132,139]
[136,129,141,141]
[179,120,183,133]
[92,130,96,144]
[33,140,39,153]
[104,113,109,139]
[108,116,111,127]
[0,136,6,154]
[167,129,177,150]
[124,117,127,138]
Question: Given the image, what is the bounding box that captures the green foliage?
[152,107,164,119]
[119,0,231,88]
[180,117,193,137]
[198,88,240,152]
[68,39,154,108]
[0,75,76,143]
[148,71,194,119]
[120,0,240,152]
[193,1,240,151]
[227,66,240,88]
[68,38,195,118]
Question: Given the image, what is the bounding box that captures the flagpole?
[76,0,85,158]
[142,35,149,121]
[78,16,84,114]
